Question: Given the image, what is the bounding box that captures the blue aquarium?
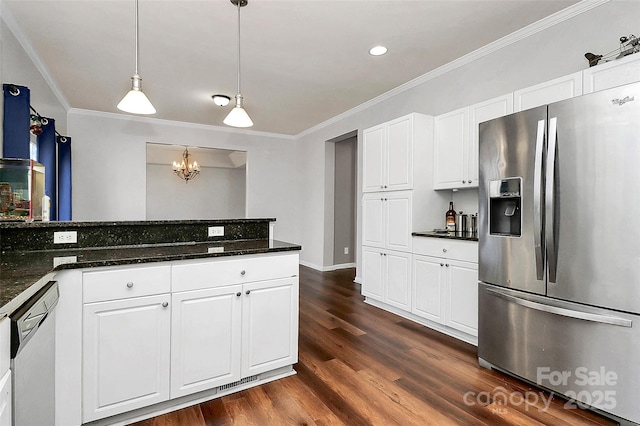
[0,159,45,220]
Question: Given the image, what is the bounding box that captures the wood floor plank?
[130,266,617,426]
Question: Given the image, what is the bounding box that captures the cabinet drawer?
[83,265,171,303]
[172,253,299,292]
[412,237,477,263]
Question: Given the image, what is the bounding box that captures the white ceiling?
[3,0,579,135]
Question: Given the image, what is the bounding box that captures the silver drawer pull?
[162,302,168,308]
[126,282,134,288]
[442,248,447,253]
[236,292,242,297]
[246,290,251,295]
[240,270,246,276]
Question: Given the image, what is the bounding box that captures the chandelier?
[172,148,200,183]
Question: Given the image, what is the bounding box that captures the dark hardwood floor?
[132,266,616,426]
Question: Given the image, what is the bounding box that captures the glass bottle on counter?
[446,201,456,232]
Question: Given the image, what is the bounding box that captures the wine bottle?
[446,201,456,232]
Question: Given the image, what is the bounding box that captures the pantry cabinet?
[433,94,513,190]
[412,237,478,340]
[514,71,582,112]
[582,54,640,94]
[363,113,433,193]
[362,247,411,311]
[362,191,412,252]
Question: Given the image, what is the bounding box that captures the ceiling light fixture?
[212,94,231,107]
[117,0,156,115]
[369,45,388,56]
[172,147,200,183]
[224,0,253,128]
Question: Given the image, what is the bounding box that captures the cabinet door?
[170,285,242,398]
[434,107,468,189]
[583,54,640,94]
[445,260,479,336]
[514,71,582,112]
[362,194,385,248]
[469,94,514,186]
[242,277,299,378]
[386,115,413,191]
[363,124,386,192]
[83,294,171,422]
[385,191,412,252]
[362,247,384,300]
[412,255,445,323]
[384,250,411,311]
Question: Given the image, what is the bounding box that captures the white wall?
[294,0,640,271]
[68,111,298,243]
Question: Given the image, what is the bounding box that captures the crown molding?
[295,0,610,139]
[1,2,71,111]
[68,108,296,140]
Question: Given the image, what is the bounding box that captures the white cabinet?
[433,94,513,190]
[583,54,640,94]
[362,247,411,311]
[362,191,412,252]
[433,107,469,190]
[0,318,10,426]
[363,113,433,193]
[82,294,171,422]
[241,277,298,377]
[170,254,298,399]
[514,71,582,112]
[412,238,478,339]
[170,285,242,398]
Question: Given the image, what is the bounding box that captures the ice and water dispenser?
[488,177,522,237]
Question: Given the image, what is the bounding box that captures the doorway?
[324,131,357,269]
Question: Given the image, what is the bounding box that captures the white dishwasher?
[9,281,58,426]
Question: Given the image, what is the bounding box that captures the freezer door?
[478,106,547,295]
[479,283,640,424]
[547,82,640,314]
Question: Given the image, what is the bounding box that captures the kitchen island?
[0,219,301,426]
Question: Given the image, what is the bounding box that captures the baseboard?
[299,261,355,272]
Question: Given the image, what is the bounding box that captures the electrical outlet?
[53,231,77,244]
[208,226,224,237]
[344,247,349,255]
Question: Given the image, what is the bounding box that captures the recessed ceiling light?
[369,46,388,56]
[212,94,231,107]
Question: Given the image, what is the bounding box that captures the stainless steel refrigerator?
[478,81,640,425]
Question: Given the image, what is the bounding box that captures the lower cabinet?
[82,294,171,422]
[362,246,411,311]
[80,254,300,423]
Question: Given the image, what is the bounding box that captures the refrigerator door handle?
[486,288,633,327]
[533,119,545,280]
[545,117,558,283]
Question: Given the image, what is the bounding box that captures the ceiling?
[3,0,579,136]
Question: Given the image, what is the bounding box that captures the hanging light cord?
[134,0,140,76]
[236,0,241,95]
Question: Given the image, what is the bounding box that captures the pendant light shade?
[118,0,156,115]
[224,0,253,128]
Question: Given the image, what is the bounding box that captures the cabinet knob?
[162,302,169,308]
[384,185,388,189]
[380,185,384,188]
[445,264,450,267]
[240,270,246,276]
[384,198,388,201]
[467,180,472,184]
[462,180,466,184]
[442,248,447,253]
[126,281,134,288]
[246,290,251,295]
[380,198,384,201]
[236,292,242,297]
[440,263,444,267]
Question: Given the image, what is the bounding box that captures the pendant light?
[224,0,253,128]
[117,0,156,115]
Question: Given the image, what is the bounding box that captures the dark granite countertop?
[0,239,300,317]
[412,230,479,242]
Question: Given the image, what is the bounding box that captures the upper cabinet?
[363,113,432,193]
[583,54,640,94]
[514,71,582,112]
[433,93,513,190]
